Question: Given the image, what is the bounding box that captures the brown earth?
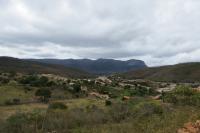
[178,120,200,133]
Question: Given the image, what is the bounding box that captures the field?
[1,73,200,133]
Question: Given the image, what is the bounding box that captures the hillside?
[121,62,200,82]
[0,57,92,78]
[28,58,147,74]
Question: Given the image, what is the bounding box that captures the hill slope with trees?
[0,57,92,78]
[121,63,200,82]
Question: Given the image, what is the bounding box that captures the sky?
[0,0,200,66]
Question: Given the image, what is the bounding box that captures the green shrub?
[35,88,51,103]
[4,99,13,105]
[4,111,43,133]
[163,86,200,106]
[24,86,32,92]
[105,100,112,106]
[72,83,81,93]
[48,102,68,110]
[134,102,164,117]
[19,75,51,87]
[124,85,131,90]
[173,86,195,96]
[12,98,21,105]
[0,77,9,84]
[109,103,131,122]
[4,98,21,105]
[133,86,154,96]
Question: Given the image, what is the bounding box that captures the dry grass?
[0,103,48,120]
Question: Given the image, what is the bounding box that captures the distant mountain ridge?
[121,62,200,83]
[28,58,147,74]
[0,57,92,78]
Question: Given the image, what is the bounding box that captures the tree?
[72,83,81,93]
[35,88,51,103]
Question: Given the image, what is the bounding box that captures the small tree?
[72,83,81,93]
[105,100,112,106]
[35,88,51,103]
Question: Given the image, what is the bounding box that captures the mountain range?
[28,58,147,74]
[1,57,200,83]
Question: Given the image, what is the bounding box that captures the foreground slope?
[121,62,200,82]
[29,58,147,74]
[0,57,92,78]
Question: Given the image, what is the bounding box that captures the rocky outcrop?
[178,120,200,133]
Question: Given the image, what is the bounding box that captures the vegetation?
[105,100,112,106]
[35,88,52,103]
[1,99,200,133]
[1,70,200,133]
[122,62,200,83]
[19,75,51,87]
[0,57,92,78]
[162,86,200,106]
[48,102,68,110]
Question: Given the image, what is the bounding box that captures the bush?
[124,86,157,97]
[24,86,32,92]
[19,75,50,87]
[169,85,195,96]
[0,77,9,84]
[163,86,200,106]
[13,98,21,105]
[105,100,112,106]
[4,99,13,105]
[4,98,21,105]
[35,88,51,103]
[124,85,131,90]
[4,111,43,133]
[109,103,131,122]
[48,102,68,110]
[72,83,81,93]
[134,102,164,117]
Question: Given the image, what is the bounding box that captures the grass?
[1,78,200,133]
[1,98,200,133]
[0,98,104,121]
[52,98,106,110]
[0,103,48,121]
[73,106,200,133]
[0,84,35,105]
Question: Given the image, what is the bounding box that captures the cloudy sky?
[0,0,200,66]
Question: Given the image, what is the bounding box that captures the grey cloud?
[0,0,200,66]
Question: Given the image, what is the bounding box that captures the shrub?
[24,86,32,92]
[105,100,112,106]
[109,103,131,122]
[4,98,21,105]
[35,88,51,103]
[130,86,156,97]
[19,75,50,87]
[8,71,17,77]
[48,102,68,110]
[173,86,195,96]
[163,86,200,106]
[124,85,131,90]
[12,98,21,105]
[4,111,43,133]
[134,102,164,117]
[72,83,81,93]
[0,77,9,84]
[4,99,13,105]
